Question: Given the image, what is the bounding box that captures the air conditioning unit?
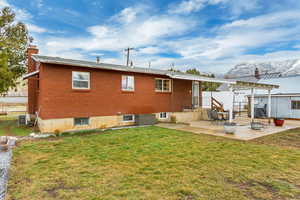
[18,115,26,126]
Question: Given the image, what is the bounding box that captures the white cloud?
[0,0,47,34]
[223,10,300,30]
[169,0,259,15]
[37,0,43,8]
[31,0,43,8]
[293,44,300,49]
[172,10,300,59]
[112,7,140,24]
[42,8,197,53]
[27,24,47,33]
[35,2,300,74]
[138,46,163,54]
[169,0,207,14]
[0,0,9,7]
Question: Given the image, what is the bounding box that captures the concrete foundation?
[38,108,210,133]
[38,115,135,133]
[156,108,209,124]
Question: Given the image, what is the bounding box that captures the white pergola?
[228,81,279,123]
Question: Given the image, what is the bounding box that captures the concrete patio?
[156,114,300,141]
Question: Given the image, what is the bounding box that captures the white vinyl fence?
[202,91,248,112]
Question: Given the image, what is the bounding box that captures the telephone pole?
[124,47,134,66]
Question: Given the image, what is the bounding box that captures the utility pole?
[125,47,134,66]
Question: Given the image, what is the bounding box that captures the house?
[0,80,27,114]
[219,69,300,120]
[247,75,300,119]
[24,45,238,133]
[248,93,300,119]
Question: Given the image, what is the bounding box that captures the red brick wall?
[37,63,199,120]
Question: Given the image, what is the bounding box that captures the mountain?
[226,59,300,78]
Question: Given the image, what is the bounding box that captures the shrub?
[54,129,61,137]
[170,115,177,123]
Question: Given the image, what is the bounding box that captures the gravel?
[0,148,13,200]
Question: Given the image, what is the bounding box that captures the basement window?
[74,117,89,126]
[159,112,168,119]
[72,71,90,89]
[292,101,300,110]
[122,75,135,91]
[123,114,135,122]
[155,78,171,92]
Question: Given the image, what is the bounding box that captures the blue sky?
[2,0,300,73]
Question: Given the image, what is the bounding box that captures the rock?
[29,133,36,137]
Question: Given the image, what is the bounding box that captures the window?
[72,71,90,89]
[122,75,134,91]
[155,78,171,92]
[74,117,89,126]
[123,114,135,122]
[292,101,300,110]
[159,112,168,119]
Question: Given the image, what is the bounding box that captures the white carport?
[228,81,279,123]
[167,74,279,123]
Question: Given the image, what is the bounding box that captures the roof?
[247,93,300,97]
[217,76,259,91]
[218,79,279,91]
[31,55,234,84]
[233,80,279,90]
[257,75,300,94]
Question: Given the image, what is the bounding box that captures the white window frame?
[72,71,90,89]
[159,112,168,119]
[122,75,135,91]
[74,117,90,126]
[155,78,172,92]
[123,114,135,122]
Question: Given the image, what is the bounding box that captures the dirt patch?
[3,125,14,136]
[253,128,300,149]
[44,180,80,199]
[225,178,288,200]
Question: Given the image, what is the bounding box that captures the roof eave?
[23,70,39,80]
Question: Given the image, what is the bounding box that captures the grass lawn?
[8,126,300,200]
[0,115,34,136]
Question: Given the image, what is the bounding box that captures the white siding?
[255,96,300,119]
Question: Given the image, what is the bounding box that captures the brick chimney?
[26,45,39,116]
[26,45,39,73]
[254,67,260,79]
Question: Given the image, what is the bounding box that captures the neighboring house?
[24,46,235,133]
[248,93,300,119]
[0,80,27,104]
[0,80,27,113]
[219,69,300,119]
[248,75,300,119]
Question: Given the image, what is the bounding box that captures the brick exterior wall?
[37,63,201,120]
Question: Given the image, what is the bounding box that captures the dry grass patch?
[8,126,300,200]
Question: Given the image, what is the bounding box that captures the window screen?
[72,71,90,89]
[292,101,300,110]
[155,79,171,92]
[122,76,135,91]
[74,118,89,126]
[123,114,135,122]
[159,112,168,119]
